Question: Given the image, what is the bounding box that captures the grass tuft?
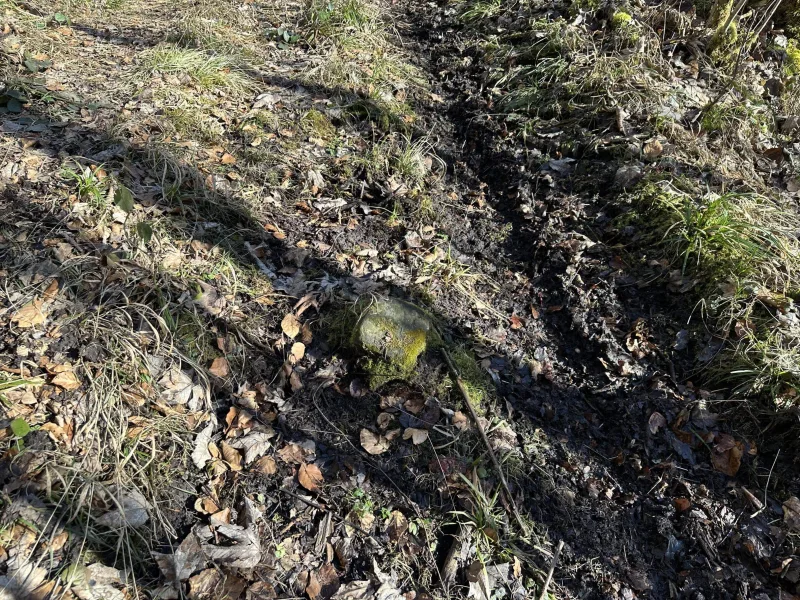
[138,45,255,95]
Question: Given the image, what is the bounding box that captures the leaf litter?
[1,0,800,597]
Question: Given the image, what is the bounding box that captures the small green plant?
[271,26,300,49]
[62,164,106,207]
[348,488,374,518]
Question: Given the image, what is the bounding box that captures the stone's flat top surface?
[355,298,432,370]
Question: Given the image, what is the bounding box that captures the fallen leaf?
[194,496,220,515]
[254,455,277,474]
[673,497,691,512]
[402,428,428,445]
[220,153,237,165]
[220,441,243,471]
[11,299,47,328]
[52,370,81,391]
[228,429,275,463]
[298,462,324,492]
[783,496,800,532]
[360,429,391,455]
[281,314,300,338]
[386,511,408,542]
[96,487,152,528]
[290,342,305,362]
[711,434,743,476]
[648,412,667,435]
[209,357,230,378]
[192,421,215,469]
[453,411,469,431]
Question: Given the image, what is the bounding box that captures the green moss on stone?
[301,109,336,139]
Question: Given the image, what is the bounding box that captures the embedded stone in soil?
[354,298,433,387]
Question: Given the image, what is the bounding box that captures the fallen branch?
[441,349,528,535]
[538,540,564,600]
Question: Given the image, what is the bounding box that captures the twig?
[441,349,528,535]
[538,540,564,600]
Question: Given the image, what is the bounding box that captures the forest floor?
[1,0,800,598]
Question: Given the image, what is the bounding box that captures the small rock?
[613,164,643,189]
[354,298,433,387]
[764,78,785,98]
[781,115,800,134]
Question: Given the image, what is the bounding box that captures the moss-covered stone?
[301,109,336,139]
[354,298,434,388]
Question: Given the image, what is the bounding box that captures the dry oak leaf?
[228,429,274,464]
[11,299,47,328]
[52,370,81,391]
[220,441,243,471]
[360,429,391,455]
[402,428,429,445]
[281,314,301,338]
[209,357,230,378]
[298,462,324,492]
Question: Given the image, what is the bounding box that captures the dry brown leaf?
[290,342,306,362]
[306,571,322,600]
[402,427,429,445]
[209,357,230,378]
[220,441,243,471]
[210,508,231,525]
[194,496,220,515]
[711,435,743,477]
[298,462,323,492]
[783,496,800,532]
[221,152,237,165]
[453,411,469,431]
[386,510,408,542]
[360,429,390,455]
[281,314,300,338]
[254,455,277,475]
[11,299,47,328]
[376,412,394,430]
[52,371,81,391]
[278,443,306,464]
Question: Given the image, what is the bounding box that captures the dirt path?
[1,0,799,598]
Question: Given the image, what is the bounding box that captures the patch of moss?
[611,11,632,28]
[709,21,738,64]
[444,346,494,414]
[786,39,800,76]
[301,109,336,139]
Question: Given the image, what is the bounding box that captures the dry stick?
[538,540,564,600]
[441,348,528,535]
